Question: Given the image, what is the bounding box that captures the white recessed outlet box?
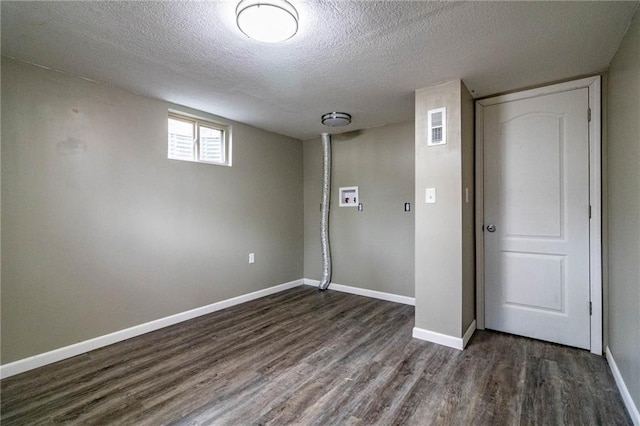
[427,107,446,146]
[339,186,359,207]
[249,253,255,264]
[425,188,436,204]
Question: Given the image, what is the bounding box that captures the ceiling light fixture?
[322,112,352,127]
[236,0,299,43]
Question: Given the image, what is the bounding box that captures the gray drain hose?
[319,133,332,291]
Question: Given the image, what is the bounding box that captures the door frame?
[475,76,602,355]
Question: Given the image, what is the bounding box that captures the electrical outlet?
[249,253,255,264]
[425,188,436,204]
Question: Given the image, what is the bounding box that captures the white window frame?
[168,111,232,166]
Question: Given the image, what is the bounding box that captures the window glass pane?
[168,118,195,161]
[432,112,443,127]
[199,125,224,163]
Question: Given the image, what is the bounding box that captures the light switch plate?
[425,188,436,203]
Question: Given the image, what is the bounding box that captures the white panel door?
[484,88,591,349]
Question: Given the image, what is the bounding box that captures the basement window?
[168,112,231,166]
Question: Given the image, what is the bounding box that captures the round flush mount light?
[236,0,299,43]
[321,112,352,127]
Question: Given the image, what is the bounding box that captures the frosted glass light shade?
[236,0,299,43]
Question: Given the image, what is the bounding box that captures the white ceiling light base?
[236,0,299,43]
[322,112,352,127]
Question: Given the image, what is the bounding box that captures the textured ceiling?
[2,1,638,140]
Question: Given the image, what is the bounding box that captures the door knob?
[486,224,496,232]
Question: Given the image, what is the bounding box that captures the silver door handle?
[486,224,496,232]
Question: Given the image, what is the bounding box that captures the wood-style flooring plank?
[1,286,632,425]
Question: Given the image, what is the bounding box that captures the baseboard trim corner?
[462,319,477,348]
[0,279,304,379]
[413,326,464,350]
[606,346,640,425]
[412,321,475,350]
[303,278,415,306]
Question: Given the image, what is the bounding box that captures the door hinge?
[589,205,592,219]
[589,301,593,315]
[588,108,592,122]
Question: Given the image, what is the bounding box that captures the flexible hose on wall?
[319,133,332,291]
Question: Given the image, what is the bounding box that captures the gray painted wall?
[607,9,640,411]
[303,123,415,297]
[461,86,476,332]
[1,58,303,363]
[414,80,475,338]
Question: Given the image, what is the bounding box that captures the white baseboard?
[462,319,477,348]
[606,346,640,425]
[413,320,476,350]
[303,278,415,306]
[0,279,304,379]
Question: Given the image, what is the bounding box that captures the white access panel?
[339,186,359,207]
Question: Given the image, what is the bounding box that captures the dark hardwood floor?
[1,286,631,425]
